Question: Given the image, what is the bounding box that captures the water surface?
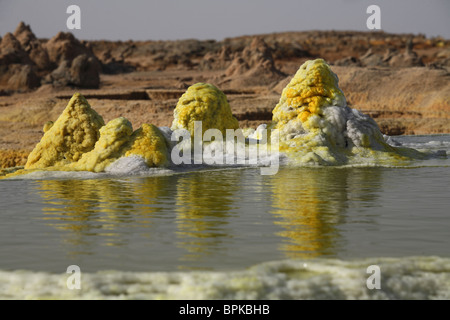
[0,134,449,299]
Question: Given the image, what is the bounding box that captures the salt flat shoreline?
[1,256,449,299]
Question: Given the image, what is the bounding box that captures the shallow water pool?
[1,134,449,299]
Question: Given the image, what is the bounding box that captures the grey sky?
[0,0,449,41]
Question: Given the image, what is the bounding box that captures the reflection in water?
[33,167,382,269]
[175,170,240,266]
[270,168,382,258]
[37,177,174,252]
[35,172,241,269]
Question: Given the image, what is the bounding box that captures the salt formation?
[9,84,240,177]
[3,59,430,179]
[171,83,239,136]
[270,59,422,164]
[24,93,168,173]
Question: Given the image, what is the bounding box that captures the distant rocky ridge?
[1,22,449,92]
[89,29,449,74]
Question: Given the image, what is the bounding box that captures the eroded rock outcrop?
[43,32,101,88]
[0,22,101,90]
[0,32,40,90]
[13,21,51,70]
[223,38,286,87]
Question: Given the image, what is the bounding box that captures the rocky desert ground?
[0,22,449,168]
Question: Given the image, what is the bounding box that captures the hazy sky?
[0,0,449,41]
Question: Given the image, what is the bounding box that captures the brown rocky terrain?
[0,22,449,168]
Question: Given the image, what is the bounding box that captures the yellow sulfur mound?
[124,123,169,167]
[72,118,169,173]
[7,93,170,177]
[71,117,134,172]
[171,83,239,136]
[270,59,424,165]
[272,58,346,127]
[25,93,105,169]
